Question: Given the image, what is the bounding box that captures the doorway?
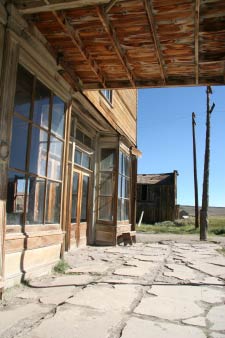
[70,169,90,248]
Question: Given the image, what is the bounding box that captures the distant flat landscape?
[180,205,225,217]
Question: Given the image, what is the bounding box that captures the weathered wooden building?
[0,0,225,293]
[137,172,179,224]
[0,3,141,291]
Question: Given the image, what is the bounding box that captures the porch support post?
[130,154,137,231]
[0,20,19,294]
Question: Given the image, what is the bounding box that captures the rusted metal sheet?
[12,0,225,89]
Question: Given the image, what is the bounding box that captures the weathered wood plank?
[16,0,111,14]
[84,89,137,145]
[0,30,19,291]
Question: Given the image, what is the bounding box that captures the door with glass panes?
[70,169,90,247]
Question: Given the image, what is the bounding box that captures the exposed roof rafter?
[144,0,166,85]
[51,10,106,88]
[195,0,201,84]
[16,0,111,14]
[96,6,136,88]
[104,0,119,13]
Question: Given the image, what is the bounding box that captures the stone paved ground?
[0,235,225,338]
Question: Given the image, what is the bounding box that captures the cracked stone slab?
[39,285,75,305]
[134,255,166,262]
[66,262,110,274]
[207,304,225,331]
[164,263,197,280]
[30,274,95,288]
[210,334,225,338]
[16,290,40,300]
[99,277,137,285]
[135,285,225,321]
[135,292,204,320]
[0,304,52,336]
[67,284,140,311]
[19,304,123,338]
[189,262,225,277]
[148,285,225,304]
[113,266,156,277]
[121,317,206,338]
[182,316,206,327]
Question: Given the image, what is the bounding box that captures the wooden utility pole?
[200,86,215,241]
[192,112,199,228]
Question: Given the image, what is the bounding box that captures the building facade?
[137,172,179,224]
[0,4,139,291]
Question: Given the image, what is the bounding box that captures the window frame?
[100,89,113,105]
[7,64,66,226]
[117,150,131,222]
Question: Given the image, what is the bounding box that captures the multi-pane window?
[7,65,65,225]
[98,148,116,221]
[117,151,130,221]
[100,89,112,104]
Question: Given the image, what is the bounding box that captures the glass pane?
[14,65,33,119]
[33,80,50,129]
[81,176,89,222]
[51,95,65,138]
[71,172,79,223]
[84,134,92,148]
[117,198,121,221]
[6,171,26,225]
[29,127,48,176]
[100,173,113,195]
[119,152,123,175]
[45,181,61,224]
[100,148,115,171]
[47,136,63,180]
[125,177,130,198]
[101,89,112,103]
[76,129,83,143]
[26,177,45,224]
[124,199,129,220]
[74,149,82,166]
[82,153,90,169]
[118,174,122,198]
[70,117,75,138]
[124,155,130,176]
[9,116,28,171]
[98,196,113,221]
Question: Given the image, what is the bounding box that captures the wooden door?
[70,170,90,248]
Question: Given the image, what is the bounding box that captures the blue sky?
[137,86,225,207]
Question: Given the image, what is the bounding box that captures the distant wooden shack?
[137,171,179,224]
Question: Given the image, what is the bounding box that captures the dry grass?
[137,216,225,236]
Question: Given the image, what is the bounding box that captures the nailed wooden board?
[11,0,225,89]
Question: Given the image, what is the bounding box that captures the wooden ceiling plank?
[144,0,166,85]
[104,0,119,13]
[50,10,106,87]
[195,0,200,84]
[16,0,111,15]
[96,6,136,88]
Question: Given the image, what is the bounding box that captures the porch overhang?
[11,0,225,90]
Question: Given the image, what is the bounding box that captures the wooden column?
[0,27,19,293]
[130,154,137,231]
[0,3,7,297]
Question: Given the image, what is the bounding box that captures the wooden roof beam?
[51,10,106,88]
[144,0,166,85]
[16,0,111,15]
[195,0,200,85]
[104,0,119,13]
[96,6,136,88]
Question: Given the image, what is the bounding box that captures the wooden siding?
[137,172,178,224]
[84,89,137,145]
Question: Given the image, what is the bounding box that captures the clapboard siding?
[84,89,137,145]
